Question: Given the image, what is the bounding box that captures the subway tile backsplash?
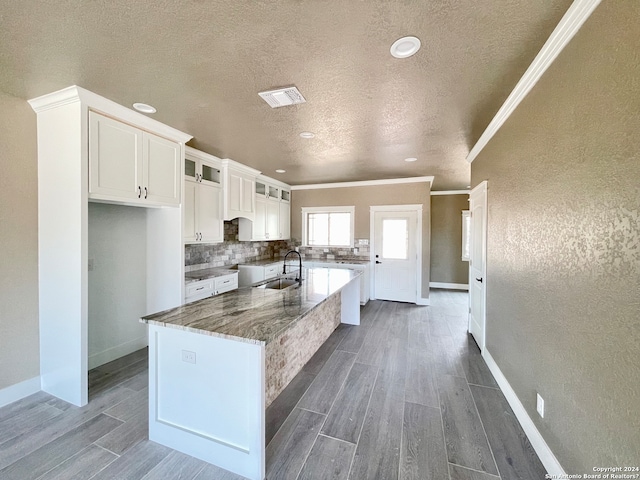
[185,219,371,271]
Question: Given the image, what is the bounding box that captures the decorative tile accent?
[265,294,341,407]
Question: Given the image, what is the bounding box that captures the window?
[461,210,471,261]
[302,206,355,247]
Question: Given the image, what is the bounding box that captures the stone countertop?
[142,267,361,346]
[184,267,238,284]
[305,258,370,265]
[237,258,285,267]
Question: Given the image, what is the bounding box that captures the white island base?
[146,272,360,480]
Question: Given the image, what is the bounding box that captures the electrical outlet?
[358,239,369,246]
[182,350,196,364]
[323,248,329,253]
[353,247,359,254]
[536,393,545,418]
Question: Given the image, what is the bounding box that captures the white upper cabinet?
[222,160,260,221]
[184,147,223,244]
[238,176,290,241]
[89,111,181,207]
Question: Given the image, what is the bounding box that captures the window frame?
[301,206,355,248]
[461,210,471,262]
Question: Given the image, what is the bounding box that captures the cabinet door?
[253,198,267,240]
[227,171,242,216]
[183,181,197,243]
[89,111,143,201]
[266,200,279,240]
[241,177,255,214]
[143,132,181,205]
[279,201,290,240]
[198,183,223,243]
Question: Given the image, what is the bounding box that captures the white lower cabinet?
[185,273,238,302]
[237,263,281,287]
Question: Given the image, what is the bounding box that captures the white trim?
[369,205,423,304]
[482,349,566,476]
[291,176,434,190]
[430,190,470,196]
[220,158,262,177]
[0,377,41,408]
[88,335,149,370]
[301,206,355,248]
[256,174,291,190]
[466,0,602,163]
[28,85,192,143]
[185,145,222,163]
[429,282,469,291]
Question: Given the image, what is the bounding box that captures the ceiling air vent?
[258,86,306,108]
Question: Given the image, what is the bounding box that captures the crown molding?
[28,85,192,144]
[220,158,262,177]
[431,190,470,196]
[185,145,222,163]
[257,173,291,189]
[291,176,434,190]
[466,0,602,164]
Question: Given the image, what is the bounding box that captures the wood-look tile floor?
[0,290,546,479]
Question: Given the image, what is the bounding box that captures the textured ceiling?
[0,0,572,189]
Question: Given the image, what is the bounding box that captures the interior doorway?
[468,181,488,350]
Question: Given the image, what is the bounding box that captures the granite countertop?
[306,258,370,265]
[185,267,238,284]
[142,267,361,346]
[237,258,284,267]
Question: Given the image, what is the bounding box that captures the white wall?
[88,203,148,369]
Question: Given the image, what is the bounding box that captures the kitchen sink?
[256,278,300,290]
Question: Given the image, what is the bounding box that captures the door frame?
[468,181,488,351]
[369,204,423,304]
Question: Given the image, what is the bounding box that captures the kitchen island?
[140,267,361,480]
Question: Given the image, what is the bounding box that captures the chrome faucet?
[283,250,303,282]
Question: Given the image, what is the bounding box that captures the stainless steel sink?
[256,278,300,290]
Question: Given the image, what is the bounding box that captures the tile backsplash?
[185,220,371,271]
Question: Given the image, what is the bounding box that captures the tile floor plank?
[438,375,498,476]
[266,370,316,446]
[405,348,439,409]
[321,362,378,444]
[297,434,355,480]
[298,350,356,414]
[302,325,351,375]
[193,462,249,480]
[266,408,325,480]
[336,324,369,354]
[449,463,501,480]
[400,402,449,480]
[0,413,122,480]
[89,440,172,480]
[470,384,547,479]
[104,387,148,422]
[36,444,117,480]
[95,405,148,455]
[140,450,208,480]
[0,402,63,445]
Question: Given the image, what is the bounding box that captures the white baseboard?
[430,282,469,291]
[0,376,41,408]
[89,336,148,370]
[482,349,565,476]
[416,297,430,305]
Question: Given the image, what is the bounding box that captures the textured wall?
[430,194,469,285]
[291,183,431,298]
[0,92,40,390]
[471,1,640,472]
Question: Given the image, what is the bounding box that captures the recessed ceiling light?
[404,157,418,162]
[133,102,156,114]
[390,36,421,59]
[299,131,315,139]
[275,169,286,173]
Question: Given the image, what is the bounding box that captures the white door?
[469,181,488,351]
[143,132,181,205]
[373,210,418,302]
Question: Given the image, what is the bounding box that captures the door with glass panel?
[373,210,418,302]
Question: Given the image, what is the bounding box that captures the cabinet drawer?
[215,274,238,293]
[185,279,214,301]
[264,265,280,279]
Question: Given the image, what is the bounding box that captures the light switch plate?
[358,239,369,245]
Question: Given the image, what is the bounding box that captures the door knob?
[376,261,382,264]
[476,277,483,283]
